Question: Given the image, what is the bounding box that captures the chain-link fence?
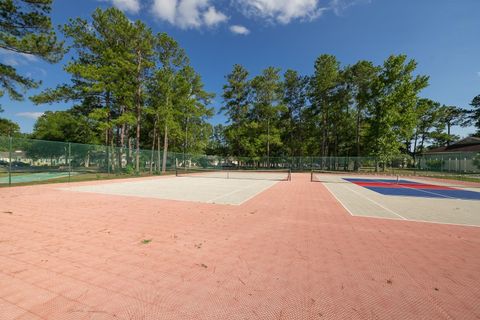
[1,136,479,186]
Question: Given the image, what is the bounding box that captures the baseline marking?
[393,184,458,200]
[342,183,407,220]
[206,180,277,205]
[351,213,480,229]
[359,178,459,200]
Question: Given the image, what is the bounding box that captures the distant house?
[420,137,480,173]
[426,136,480,154]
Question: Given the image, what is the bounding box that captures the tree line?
[1,1,479,172]
[213,58,479,166]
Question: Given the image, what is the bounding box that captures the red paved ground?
[0,173,479,319]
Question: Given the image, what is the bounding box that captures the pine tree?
[0,0,64,101]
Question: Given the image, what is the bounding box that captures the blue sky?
[1,0,479,136]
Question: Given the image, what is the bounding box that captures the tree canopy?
[0,0,64,102]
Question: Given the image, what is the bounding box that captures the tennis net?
[176,168,291,181]
[310,170,480,189]
[310,170,400,183]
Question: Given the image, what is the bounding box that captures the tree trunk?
[116,127,122,170]
[135,115,140,173]
[118,106,126,170]
[355,108,361,171]
[110,130,116,173]
[135,50,142,173]
[150,120,157,174]
[447,122,451,146]
[267,118,270,168]
[162,124,168,173]
[157,130,161,173]
[413,129,419,167]
[128,137,133,166]
[184,117,188,169]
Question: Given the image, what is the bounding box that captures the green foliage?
[425,159,444,171]
[32,111,96,143]
[473,154,480,169]
[309,54,342,157]
[280,69,308,156]
[469,95,480,136]
[0,117,20,136]
[221,64,251,156]
[123,164,135,174]
[250,66,284,160]
[366,55,429,163]
[206,124,228,155]
[0,0,64,100]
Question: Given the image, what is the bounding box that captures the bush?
[425,159,443,171]
[123,164,135,175]
[473,154,480,170]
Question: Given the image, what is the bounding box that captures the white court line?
[323,183,355,217]
[324,178,479,228]
[237,181,280,205]
[360,178,459,200]
[206,180,277,205]
[342,183,408,220]
[388,182,458,200]
[350,213,480,228]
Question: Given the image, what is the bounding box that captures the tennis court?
[1,173,480,319]
[312,172,480,227]
[0,172,76,184]
[61,169,290,205]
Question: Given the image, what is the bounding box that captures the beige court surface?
[317,174,480,227]
[61,176,280,205]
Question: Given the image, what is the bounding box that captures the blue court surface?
[344,178,480,201]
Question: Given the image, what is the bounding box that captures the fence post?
[68,142,72,183]
[8,136,12,187]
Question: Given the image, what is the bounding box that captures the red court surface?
[1,173,479,319]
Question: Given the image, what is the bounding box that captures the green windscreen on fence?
[1,135,479,186]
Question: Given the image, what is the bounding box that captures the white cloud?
[0,49,38,67]
[477,71,480,77]
[203,6,228,26]
[176,0,208,28]
[16,112,44,120]
[151,0,177,23]
[236,0,325,24]
[151,0,227,29]
[4,57,19,66]
[18,52,37,62]
[235,0,369,24]
[36,68,47,77]
[329,0,370,15]
[230,25,250,35]
[102,0,140,14]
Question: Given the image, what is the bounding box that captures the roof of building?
[426,137,480,153]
